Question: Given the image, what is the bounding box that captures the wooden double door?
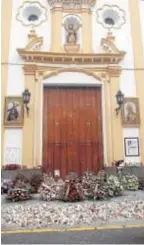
[43,87,103,177]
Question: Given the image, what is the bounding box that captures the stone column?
[51,7,63,52]
[34,72,43,167]
[103,75,113,165]
[23,66,36,168]
[81,9,92,53]
[108,66,123,161]
[129,0,144,163]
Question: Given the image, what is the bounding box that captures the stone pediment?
[101,32,123,54]
[23,30,43,51]
[17,31,126,65]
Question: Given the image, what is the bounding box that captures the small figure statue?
[64,23,81,44]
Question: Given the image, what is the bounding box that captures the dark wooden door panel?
[43,87,103,176]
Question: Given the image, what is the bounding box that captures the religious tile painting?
[4,97,24,126]
[121,98,140,127]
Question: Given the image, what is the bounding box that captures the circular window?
[16,2,47,26]
[97,5,125,29]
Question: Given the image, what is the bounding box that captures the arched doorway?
[42,72,105,177]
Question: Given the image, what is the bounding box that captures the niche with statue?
[63,16,81,53]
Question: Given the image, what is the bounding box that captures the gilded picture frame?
[4,96,24,127]
[121,98,140,127]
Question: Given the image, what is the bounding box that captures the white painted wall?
[5,0,142,165]
[93,0,135,68]
[7,0,51,94]
[9,0,51,64]
[6,0,51,165]
[4,129,23,165]
[92,0,141,163]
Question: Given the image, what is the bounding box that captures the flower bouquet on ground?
[12,173,31,193]
[1,179,14,194]
[107,175,124,196]
[7,188,31,202]
[121,174,139,191]
[38,173,65,201]
[81,171,98,199]
[30,174,43,193]
[63,179,84,202]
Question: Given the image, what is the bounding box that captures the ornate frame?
[4,96,24,127]
[121,97,140,127]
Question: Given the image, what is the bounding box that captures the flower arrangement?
[7,188,31,202]
[121,174,139,191]
[4,164,21,170]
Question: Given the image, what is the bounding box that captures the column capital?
[23,65,37,75]
[107,66,122,77]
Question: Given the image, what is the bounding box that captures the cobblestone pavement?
[1,191,144,231]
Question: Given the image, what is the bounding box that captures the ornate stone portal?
[17,28,126,168]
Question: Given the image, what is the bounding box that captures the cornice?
[17,49,125,66]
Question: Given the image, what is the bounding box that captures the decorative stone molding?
[17,49,125,65]
[107,66,122,77]
[43,68,102,80]
[23,65,37,75]
[18,32,125,70]
[47,0,96,9]
[23,65,119,81]
[16,1,48,27]
[64,44,80,53]
[96,5,126,30]
[101,31,125,54]
[24,30,43,51]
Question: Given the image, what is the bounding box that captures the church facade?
[1,0,144,176]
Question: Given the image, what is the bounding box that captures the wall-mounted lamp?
[22,89,31,117]
[115,90,124,116]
